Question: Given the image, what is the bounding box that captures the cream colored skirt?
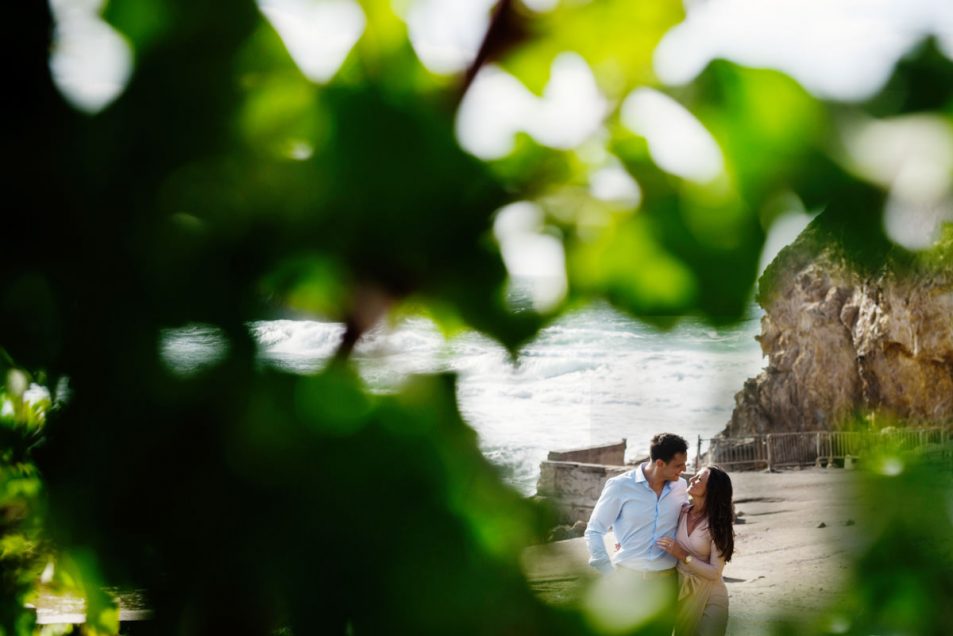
[673,573,728,636]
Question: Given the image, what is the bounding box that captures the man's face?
[659,452,688,481]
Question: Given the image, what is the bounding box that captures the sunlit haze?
[48,0,953,258]
[656,0,953,101]
[48,0,132,113]
[493,202,568,311]
[455,53,607,158]
[842,114,953,249]
[620,88,724,183]
[258,0,365,83]
[405,0,495,74]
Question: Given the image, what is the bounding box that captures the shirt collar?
[635,462,672,493]
[635,463,648,483]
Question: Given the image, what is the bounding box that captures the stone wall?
[535,460,629,525]
[546,439,626,465]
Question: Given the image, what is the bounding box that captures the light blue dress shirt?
[585,463,688,574]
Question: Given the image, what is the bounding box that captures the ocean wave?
[250,319,344,352]
[356,320,444,358]
[159,323,229,374]
[512,356,602,381]
[164,302,763,493]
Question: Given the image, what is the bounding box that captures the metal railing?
[701,428,953,471]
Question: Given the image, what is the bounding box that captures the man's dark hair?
[649,433,688,463]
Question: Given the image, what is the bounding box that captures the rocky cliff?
[725,215,953,436]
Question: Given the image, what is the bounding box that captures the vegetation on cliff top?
[758,202,953,307]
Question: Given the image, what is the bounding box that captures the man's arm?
[584,479,622,575]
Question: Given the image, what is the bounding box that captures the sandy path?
[30,470,861,632]
[522,468,862,634]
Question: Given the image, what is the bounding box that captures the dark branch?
[456,0,530,106]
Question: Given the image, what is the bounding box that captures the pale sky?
[50,0,953,114]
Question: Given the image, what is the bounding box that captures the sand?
[31,469,861,632]
[522,468,863,634]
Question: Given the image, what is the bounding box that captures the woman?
[657,466,734,636]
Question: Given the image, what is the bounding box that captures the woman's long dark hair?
[704,466,734,562]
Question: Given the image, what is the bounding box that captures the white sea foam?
[159,324,229,374]
[250,320,344,354]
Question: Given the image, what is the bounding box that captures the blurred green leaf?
[828,455,953,635]
[501,0,684,97]
[261,254,349,318]
[0,364,47,636]
[686,62,830,211]
[233,19,330,159]
[863,37,953,117]
[568,211,698,318]
[103,0,172,56]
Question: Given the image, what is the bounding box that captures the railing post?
[766,434,773,472]
[815,432,821,468]
[696,435,702,472]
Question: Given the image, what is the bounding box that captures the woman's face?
[687,468,710,498]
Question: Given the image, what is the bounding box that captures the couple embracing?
[585,433,734,636]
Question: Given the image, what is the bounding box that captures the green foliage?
[863,37,953,117]
[798,445,953,636]
[0,364,48,636]
[501,0,684,96]
[4,0,953,633]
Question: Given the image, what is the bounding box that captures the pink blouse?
[675,506,726,581]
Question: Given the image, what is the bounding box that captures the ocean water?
[162,300,766,495]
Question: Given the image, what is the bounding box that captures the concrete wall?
[547,439,626,465]
[535,460,629,525]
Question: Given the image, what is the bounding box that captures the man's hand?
[656,536,688,561]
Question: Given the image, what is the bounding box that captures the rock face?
[725,218,953,436]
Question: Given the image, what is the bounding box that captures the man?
[584,433,689,632]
